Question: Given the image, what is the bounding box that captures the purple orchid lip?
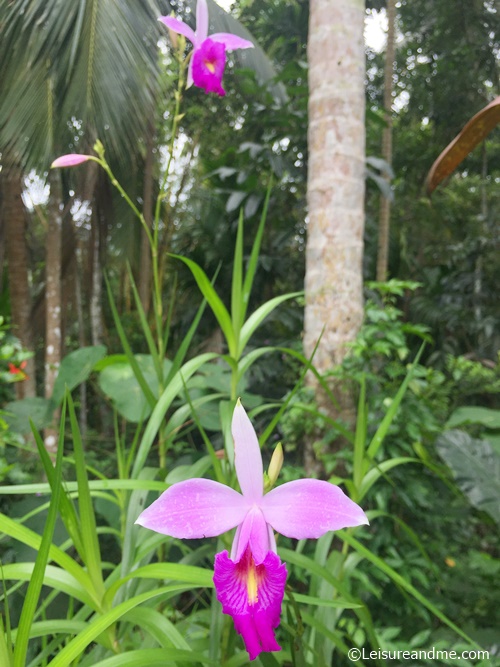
[158,0,254,96]
[136,400,368,660]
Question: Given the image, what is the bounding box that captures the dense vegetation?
[0,0,499,665]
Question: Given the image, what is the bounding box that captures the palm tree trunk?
[2,165,36,399]
[376,0,396,282]
[304,0,366,374]
[304,0,366,471]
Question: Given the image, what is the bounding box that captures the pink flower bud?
[51,154,92,169]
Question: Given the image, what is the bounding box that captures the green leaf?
[436,429,500,524]
[51,346,107,406]
[67,393,105,596]
[45,585,199,667]
[131,353,218,478]
[231,210,245,340]
[337,530,480,647]
[13,405,66,667]
[105,276,157,408]
[365,343,424,466]
[3,397,52,434]
[99,354,172,422]
[170,254,236,356]
[1,564,95,609]
[91,648,215,667]
[358,457,420,501]
[238,292,302,357]
[445,406,500,430]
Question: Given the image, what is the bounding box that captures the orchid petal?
[51,154,92,168]
[261,479,369,539]
[158,16,196,45]
[232,506,270,565]
[214,548,287,661]
[209,33,254,51]
[195,0,209,42]
[135,478,247,539]
[232,401,263,502]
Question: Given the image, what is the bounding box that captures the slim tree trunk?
[2,165,36,398]
[304,0,366,477]
[376,0,396,281]
[304,0,366,372]
[44,170,63,456]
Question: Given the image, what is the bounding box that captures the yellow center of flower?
[247,559,259,604]
[204,60,215,73]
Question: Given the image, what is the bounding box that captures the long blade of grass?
[365,343,424,465]
[238,292,302,357]
[131,353,218,478]
[0,614,13,667]
[67,392,105,597]
[337,530,480,648]
[105,274,157,407]
[0,514,97,605]
[13,406,66,667]
[31,427,85,562]
[231,210,244,341]
[353,377,367,494]
[92,648,215,667]
[46,585,204,667]
[1,564,96,608]
[241,182,272,320]
[170,254,236,356]
[126,263,163,381]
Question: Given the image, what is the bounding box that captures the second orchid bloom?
[136,401,368,660]
[159,0,253,96]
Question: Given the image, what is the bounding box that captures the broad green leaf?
[445,406,500,430]
[3,397,52,434]
[99,355,172,422]
[436,429,500,524]
[51,346,107,406]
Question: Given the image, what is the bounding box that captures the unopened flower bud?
[267,442,284,488]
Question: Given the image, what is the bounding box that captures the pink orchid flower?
[136,401,368,660]
[158,0,253,97]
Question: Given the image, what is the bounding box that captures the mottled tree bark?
[304,0,366,473]
[3,165,36,398]
[376,0,396,282]
[44,170,63,457]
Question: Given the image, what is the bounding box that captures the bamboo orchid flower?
[136,401,368,660]
[158,0,253,96]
